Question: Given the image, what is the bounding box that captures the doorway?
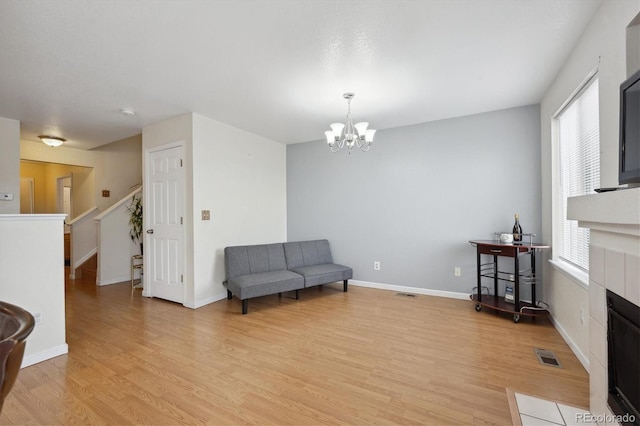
[144,144,185,304]
[57,175,72,232]
[19,177,34,213]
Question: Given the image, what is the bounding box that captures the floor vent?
[534,348,562,368]
[396,292,418,298]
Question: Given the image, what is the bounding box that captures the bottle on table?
[513,213,523,242]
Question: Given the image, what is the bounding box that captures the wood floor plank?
[1,273,589,424]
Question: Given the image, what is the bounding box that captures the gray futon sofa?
[223,239,352,314]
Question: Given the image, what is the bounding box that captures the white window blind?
[557,77,600,271]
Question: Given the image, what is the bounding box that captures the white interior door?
[56,175,72,233]
[146,145,184,303]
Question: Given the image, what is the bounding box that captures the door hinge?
[181,274,183,283]
[180,159,183,167]
[180,217,183,225]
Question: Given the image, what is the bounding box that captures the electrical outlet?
[454,267,461,277]
[33,312,42,325]
[373,261,380,271]
[202,210,210,220]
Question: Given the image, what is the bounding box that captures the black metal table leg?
[493,254,498,297]
[476,247,482,303]
[514,253,520,312]
[531,250,536,306]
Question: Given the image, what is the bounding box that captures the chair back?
[0,301,35,414]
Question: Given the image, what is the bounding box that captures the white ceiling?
[0,0,602,150]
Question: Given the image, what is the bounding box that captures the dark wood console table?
[469,240,550,323]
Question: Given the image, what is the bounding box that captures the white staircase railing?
[94,187,142,286]
[67,206,98,280]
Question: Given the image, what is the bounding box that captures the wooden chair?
[0,301,35,414]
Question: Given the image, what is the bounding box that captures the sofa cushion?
[225,243,287,279]
[283,240,333,269]
[226,270,304,300]
[289,263,353,288]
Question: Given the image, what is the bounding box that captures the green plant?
[126,194,143,244]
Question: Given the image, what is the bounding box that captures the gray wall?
[287,104,542,295]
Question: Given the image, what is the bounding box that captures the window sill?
[548,259,589,290]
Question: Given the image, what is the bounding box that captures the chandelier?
[325,93,376,153]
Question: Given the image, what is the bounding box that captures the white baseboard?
[73,247,97,272]
[21,344,69,368]
[184,292,227,309]
[349,280,469,300]
[548,313,589,371]
[98,275,132,286]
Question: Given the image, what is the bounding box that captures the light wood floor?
[2,273,589,425]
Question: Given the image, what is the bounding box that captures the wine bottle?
[512,213,523,242]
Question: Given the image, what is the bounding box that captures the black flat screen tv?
[620,68,640,185]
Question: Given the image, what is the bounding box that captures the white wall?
[142,114,193,302]
[93,134,144,205]
[0,214,68,366]
[540,0,640,368]
[96,191,142,286]
[0,117,20,214]
[142,113,287,308]
[192,113,287,307]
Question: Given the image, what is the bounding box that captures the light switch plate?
[0,193,14,201]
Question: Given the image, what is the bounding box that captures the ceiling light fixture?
[120,108,136,117]
[325,93,375,154]
[38,135,66,147]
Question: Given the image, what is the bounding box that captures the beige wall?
[20,161,47,213]
[21,134,142,215]
[20,161,95,216]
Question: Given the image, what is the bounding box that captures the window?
[555,75,600,271]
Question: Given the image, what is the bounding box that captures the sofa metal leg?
[227,290,232,300]
[295,289,299,300]
[242,299,248,315]
[343,280,348,292]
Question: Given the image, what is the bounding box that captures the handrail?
[66,206,98,226]
[94,187,142,221]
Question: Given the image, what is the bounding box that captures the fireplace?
[607,290,640,425]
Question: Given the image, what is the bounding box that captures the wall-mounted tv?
[619,68,640,185]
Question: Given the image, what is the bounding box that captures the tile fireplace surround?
[568,187,640,420]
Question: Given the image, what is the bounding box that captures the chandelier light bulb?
[325,131,335,146]
[365,129,376,143]
[330,123,345,139]
[354,122,369,137]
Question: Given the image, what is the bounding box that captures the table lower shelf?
[470,294,549,323]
